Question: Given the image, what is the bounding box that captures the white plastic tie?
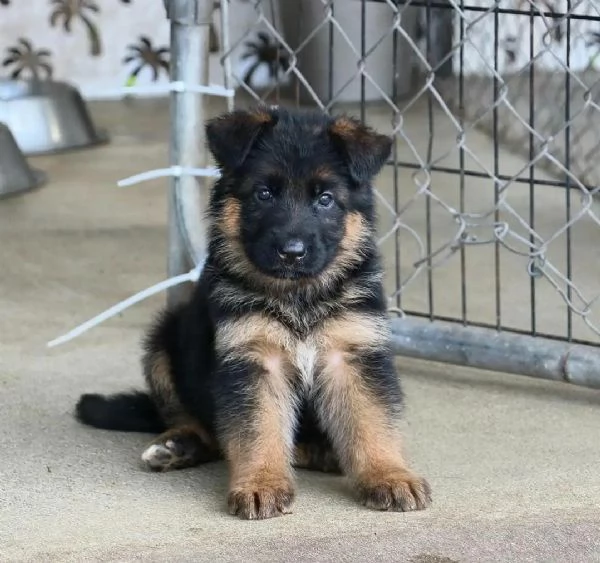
[47,264,203,348]
[169,81,234,97]
[48,76,234,348]
[82,82,235,99]
[117,166,222,187]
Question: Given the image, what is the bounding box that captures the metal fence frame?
[165,0,600,389]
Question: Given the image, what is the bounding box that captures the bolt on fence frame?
[164,0,600,390]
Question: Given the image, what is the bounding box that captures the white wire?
[48,92,226,347]
[46,64,239,348]
[169,81,234,96]
[117,166,221,187]
[81,82,235,100]
[47,264,203,348]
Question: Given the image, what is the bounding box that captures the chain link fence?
[208,0,600,350]
[45,0,600,385]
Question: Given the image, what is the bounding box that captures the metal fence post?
[164,0,214,308]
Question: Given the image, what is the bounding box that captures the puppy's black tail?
[75,391,166,434]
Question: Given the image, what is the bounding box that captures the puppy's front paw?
[228,475,295,520]
[357,469,431,512]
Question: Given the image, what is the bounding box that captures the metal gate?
[163,0,600,388]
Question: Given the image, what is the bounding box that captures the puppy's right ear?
[205,107,278,170]
[328,115,392,184]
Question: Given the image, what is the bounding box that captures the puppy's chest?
[287,336,320,391]
[267,310,331,391]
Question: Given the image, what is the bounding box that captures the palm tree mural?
[49,0,102,57]
[238,31,290,90]
[123,36,169,85]
[2,38,53,80]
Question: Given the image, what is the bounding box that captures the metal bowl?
[0,79,109,155]
[0,122,46,199]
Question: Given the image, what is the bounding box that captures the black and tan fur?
[76,105,431,520]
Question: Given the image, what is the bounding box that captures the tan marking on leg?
[146,352,175,401]
[144,351,190,426]
[223,348,297,520]
[145,351,215,446]
[314,313,431,512]
[216,316,298,519]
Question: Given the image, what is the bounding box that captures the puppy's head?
[206,106,391,285]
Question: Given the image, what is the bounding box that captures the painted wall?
[1,1,172,97]
[0,0,286,99]
[3,1,598,101]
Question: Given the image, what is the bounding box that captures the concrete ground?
[1,97,600,562]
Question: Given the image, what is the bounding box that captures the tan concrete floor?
[1,98,600,562]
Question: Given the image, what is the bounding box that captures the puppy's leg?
[214,319,298,520]
[314,315,431,512]
[217,357,297,519]
[141,423,219,471]
[142,349,218,471]
[143,344,186,427]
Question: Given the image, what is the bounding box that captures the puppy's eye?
[317,192,334,208]
[255,186,273,201]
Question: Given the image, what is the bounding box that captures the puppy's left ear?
[205,106,278,170]
[328,115,392,184]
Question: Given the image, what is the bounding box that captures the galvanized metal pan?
[0,79,109,156]
[0,122,47,199]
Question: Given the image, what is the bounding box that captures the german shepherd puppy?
[75,105,431,520]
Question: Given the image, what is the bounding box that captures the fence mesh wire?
[214,0,600,345]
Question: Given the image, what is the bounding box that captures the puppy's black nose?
[277,239,306,262]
